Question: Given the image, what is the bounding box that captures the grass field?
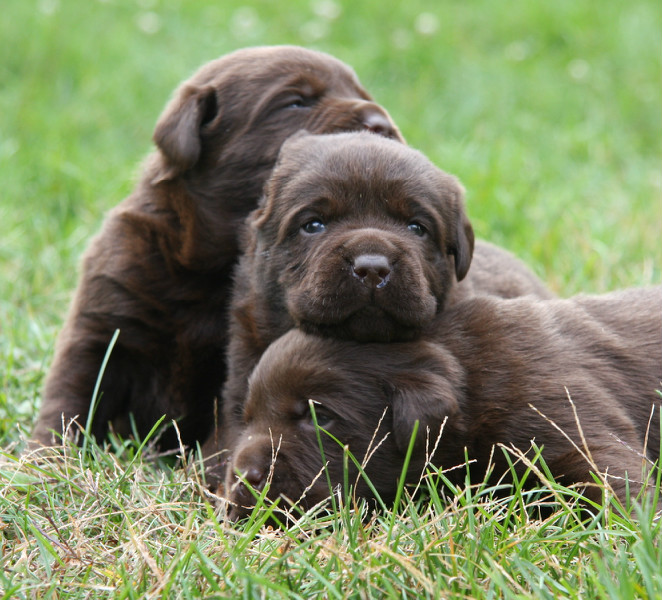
[1,0,661,597]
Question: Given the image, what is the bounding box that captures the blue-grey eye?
[408,222,427,237]
[301,219,326,235]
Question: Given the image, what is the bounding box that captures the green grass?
[2,435,661,598]
[1,0,661,597]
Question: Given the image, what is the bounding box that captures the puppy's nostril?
[352,254,391,289]
[362,112,395,138]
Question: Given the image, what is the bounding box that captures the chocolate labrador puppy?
[32,46,402,449]
[209,131,553,484]
[227,286,661,520]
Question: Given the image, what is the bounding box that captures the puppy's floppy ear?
[442,177,474,281]
[152,85,220,182]
[451,211,475,281]
[388,371,461,454]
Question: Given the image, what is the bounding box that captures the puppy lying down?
[226,286,662,520]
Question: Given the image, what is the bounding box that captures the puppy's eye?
[309,407,334,428]
[301,219,326,235]
[284,94,315,110]
[407,222,427,237]
[286,96,305,108]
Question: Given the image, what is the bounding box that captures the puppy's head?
[225,329,464,522]
[151,45,402,193]
[248,131,474,342]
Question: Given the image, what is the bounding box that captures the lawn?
[1,0,660,598]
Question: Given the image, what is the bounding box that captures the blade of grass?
[81,328,120,456]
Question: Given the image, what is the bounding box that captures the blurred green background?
[1,0,660,440]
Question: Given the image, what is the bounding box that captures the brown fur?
[227,286,662,520]
[31,46,402,448]
[209,131,553,484]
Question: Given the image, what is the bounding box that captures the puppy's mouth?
[226,453,337,525]
[300,305,423,342]
[290,264,438,341]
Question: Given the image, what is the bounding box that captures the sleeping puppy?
[31,46,402,449]
[226,286,662,520]
[209,131,553,484]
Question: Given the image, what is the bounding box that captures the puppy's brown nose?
[358,106,399,139]
[228,464,267,521]
[241,465,267,491]
[362,112,395,137]
[352,254,391,289]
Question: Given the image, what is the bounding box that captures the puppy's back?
[441,286,662,459]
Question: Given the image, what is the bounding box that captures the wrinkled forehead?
[245,338,340,414]
[269,135,445,211]
[246,335,333,396]
[280,133,437,182]
[244,333,391,425]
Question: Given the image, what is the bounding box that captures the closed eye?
[307,403,335,429]
[282,93,316,110]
